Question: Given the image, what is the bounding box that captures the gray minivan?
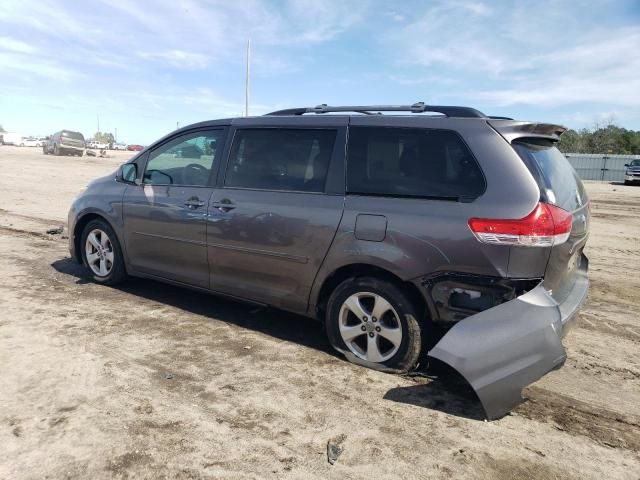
[68,103,590,419]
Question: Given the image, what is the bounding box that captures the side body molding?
[428,284,567,420]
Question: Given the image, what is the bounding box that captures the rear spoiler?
[488,120,567,143]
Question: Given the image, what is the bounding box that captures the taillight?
[468,203,572,247]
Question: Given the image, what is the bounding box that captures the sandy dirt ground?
[0,145,638,479]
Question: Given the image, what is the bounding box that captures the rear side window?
[225,129,336,192]
[513,140,587,211]
[61,131,84,141]
[347,127,485,200]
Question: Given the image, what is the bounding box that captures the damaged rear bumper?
[428,255,589,420]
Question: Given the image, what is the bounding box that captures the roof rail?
[266,102,487,118]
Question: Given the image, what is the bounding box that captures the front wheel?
[325,276,423,371]
[53,144,59,155]
[81,219,127,285]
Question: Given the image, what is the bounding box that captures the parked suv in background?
[43,130,85,156]
[624,159,640,185]
[68,103,590,419]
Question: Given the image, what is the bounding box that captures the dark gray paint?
[68,112,590,420]
[68,174,128,264]
[206,188,344,313]
[354,214,387,242]
[122,184,215,287]
[429,255,589,419]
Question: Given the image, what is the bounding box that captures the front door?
[123,128,226,288]
[207,127,345,312]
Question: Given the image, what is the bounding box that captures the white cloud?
[0,37,37,54]
[472,27,640,107]
[0,52,75,81]
[458,1,491,16]
[137,50,211,69]
[0,0,368,76]
[387,1,640,108]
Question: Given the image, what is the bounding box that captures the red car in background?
[127,144,144,151]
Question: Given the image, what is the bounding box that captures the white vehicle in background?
[113,143,127,150]
[20,137,45,147]
[2,132,23,145]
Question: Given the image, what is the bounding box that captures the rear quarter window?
[346,127,485,200]
[513,140,587,211]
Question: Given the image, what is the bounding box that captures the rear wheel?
[81,219,127,285]
[53,144,59,155]
[326,276,423,371]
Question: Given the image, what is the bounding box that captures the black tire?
[43,146,48,155]
[325,276,423,371]
[80,219,127,285]
[53,143,59,155]
[78,151,84,157]
[624,180,631,186]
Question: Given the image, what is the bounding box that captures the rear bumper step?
[428,253,589,420]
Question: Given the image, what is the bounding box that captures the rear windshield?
[513,139,587,211]
[347,127,485,200]
[61,131,84,141]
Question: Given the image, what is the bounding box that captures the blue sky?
[1,0,639,144]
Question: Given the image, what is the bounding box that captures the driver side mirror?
[116,163,139,185]
[624,164,629,167]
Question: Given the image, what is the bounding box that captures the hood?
[86,171,118,190]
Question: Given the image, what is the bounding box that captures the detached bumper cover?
[428,255,589,420]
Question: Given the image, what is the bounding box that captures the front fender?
[68,175,127,263]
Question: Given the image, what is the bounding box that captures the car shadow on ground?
[52,257,486,421]
[384,363,486,421]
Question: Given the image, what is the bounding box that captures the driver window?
[143,130,222,186]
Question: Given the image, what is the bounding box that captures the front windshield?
[629,160,640,167]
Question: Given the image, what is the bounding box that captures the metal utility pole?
[115,127,117,143]
[97,114,100,135]
[244,39,251,117]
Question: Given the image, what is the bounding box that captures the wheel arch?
[313,263,428,324]
[73,212,123,265]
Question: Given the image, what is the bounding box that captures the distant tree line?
[93,131,115,144]
[558,123,640,155]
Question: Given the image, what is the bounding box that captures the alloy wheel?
[338,292,403,363]
[85,229,114,277]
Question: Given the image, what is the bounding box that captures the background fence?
[565,153,639,182]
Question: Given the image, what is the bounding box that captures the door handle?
[184,197,205,209]
[211,199,236,212]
